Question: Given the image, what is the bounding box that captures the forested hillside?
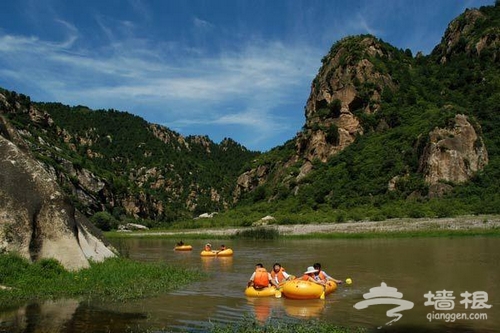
[1,3,499,229]
[0,95,258,227]
[233,3,500,222]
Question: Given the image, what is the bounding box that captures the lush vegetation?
[2,4,500,230]
[233,3,500,222]
[0,254,205,307]
[207,319,366,333]
[0,93,259,222]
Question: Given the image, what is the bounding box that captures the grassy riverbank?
[133,318,366,333]
[207,319,366,333]
[0,254,205,307]
[104,215,500,239]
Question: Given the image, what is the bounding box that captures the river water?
[1,237,499,332]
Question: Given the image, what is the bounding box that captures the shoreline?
[110,215,500,238]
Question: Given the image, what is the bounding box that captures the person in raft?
[176,240,184,246]
[313,262,343,284]
[271,263,292,285]
[300,266,325,285]
[248,263,279,289]
[204,243,212,251]
[215,244,227,254]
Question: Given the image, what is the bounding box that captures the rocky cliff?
[234,4,498,203]
[1,4,499,226]
[418,114,488,196]
[0,94,257,223]
[0,115,115,270]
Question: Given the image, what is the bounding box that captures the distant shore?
[111,215,500,238]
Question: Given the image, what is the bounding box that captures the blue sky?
[0,0,495,151]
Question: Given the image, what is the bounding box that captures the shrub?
[91,211,119,231]
[233,227,280,239]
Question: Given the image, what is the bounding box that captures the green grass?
[104,224,500,241]
[207,318,366,333]
[232,227,281,239]
[0,254,205,307]
[104,230,233,240]
[129,318,366,333]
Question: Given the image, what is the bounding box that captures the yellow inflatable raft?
[174,245,193,251]
[200,248,233,257]
[244,286,278,297]
[281,280,337,300]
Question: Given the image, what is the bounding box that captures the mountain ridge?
[1,2,500,228]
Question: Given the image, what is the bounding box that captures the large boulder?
[0,132,115,270]
[419,114,488,186]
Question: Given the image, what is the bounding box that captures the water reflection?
[201,256,233,272]
[0,299,148,333]
[1,237,499,332]
[246,296,327,323]
[0,299,79,333]
[246,297,280,324]
[282,298,326,319]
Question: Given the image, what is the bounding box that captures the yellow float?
[281,280,337,300]
[200,248,233,257]
[173,245,193,251]
[244,286,278,297]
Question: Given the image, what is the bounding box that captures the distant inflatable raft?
[200,248,234,257]
[174,245,193,251]
[281,280,337,300]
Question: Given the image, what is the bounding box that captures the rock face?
[419,114,489,185]
[0,123,115,270]
[433,8,500,63]
[297,37,396,165]
[233,36,400,199]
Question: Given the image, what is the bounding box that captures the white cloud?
[193,17,214,30]
[0,23,319,150]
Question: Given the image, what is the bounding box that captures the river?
[1,236,499,332]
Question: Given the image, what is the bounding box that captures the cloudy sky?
[0,0,494,151]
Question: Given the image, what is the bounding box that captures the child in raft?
[313,262,343,284]
[248,263,279,289]
[300,266,326,286]
[271,263,293,285]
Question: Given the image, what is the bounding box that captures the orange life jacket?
[301,274,311,281]
[254,268,269,288]
[271,268,286,283]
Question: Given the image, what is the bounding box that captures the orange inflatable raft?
[281,280,337,300]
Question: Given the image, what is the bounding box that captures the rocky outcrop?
[297,36,397,165]
[234,165,271,198]
[233,36,401,199]
[433,8,500,63]
[0,125,115,270]
[419,114,488,186]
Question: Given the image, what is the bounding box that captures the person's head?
[273,263,282,272]
[220,244,226,249]
[256,263,264,268]
[205,243,212,249]
[313,263,322,271]
[304,266,318,276]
